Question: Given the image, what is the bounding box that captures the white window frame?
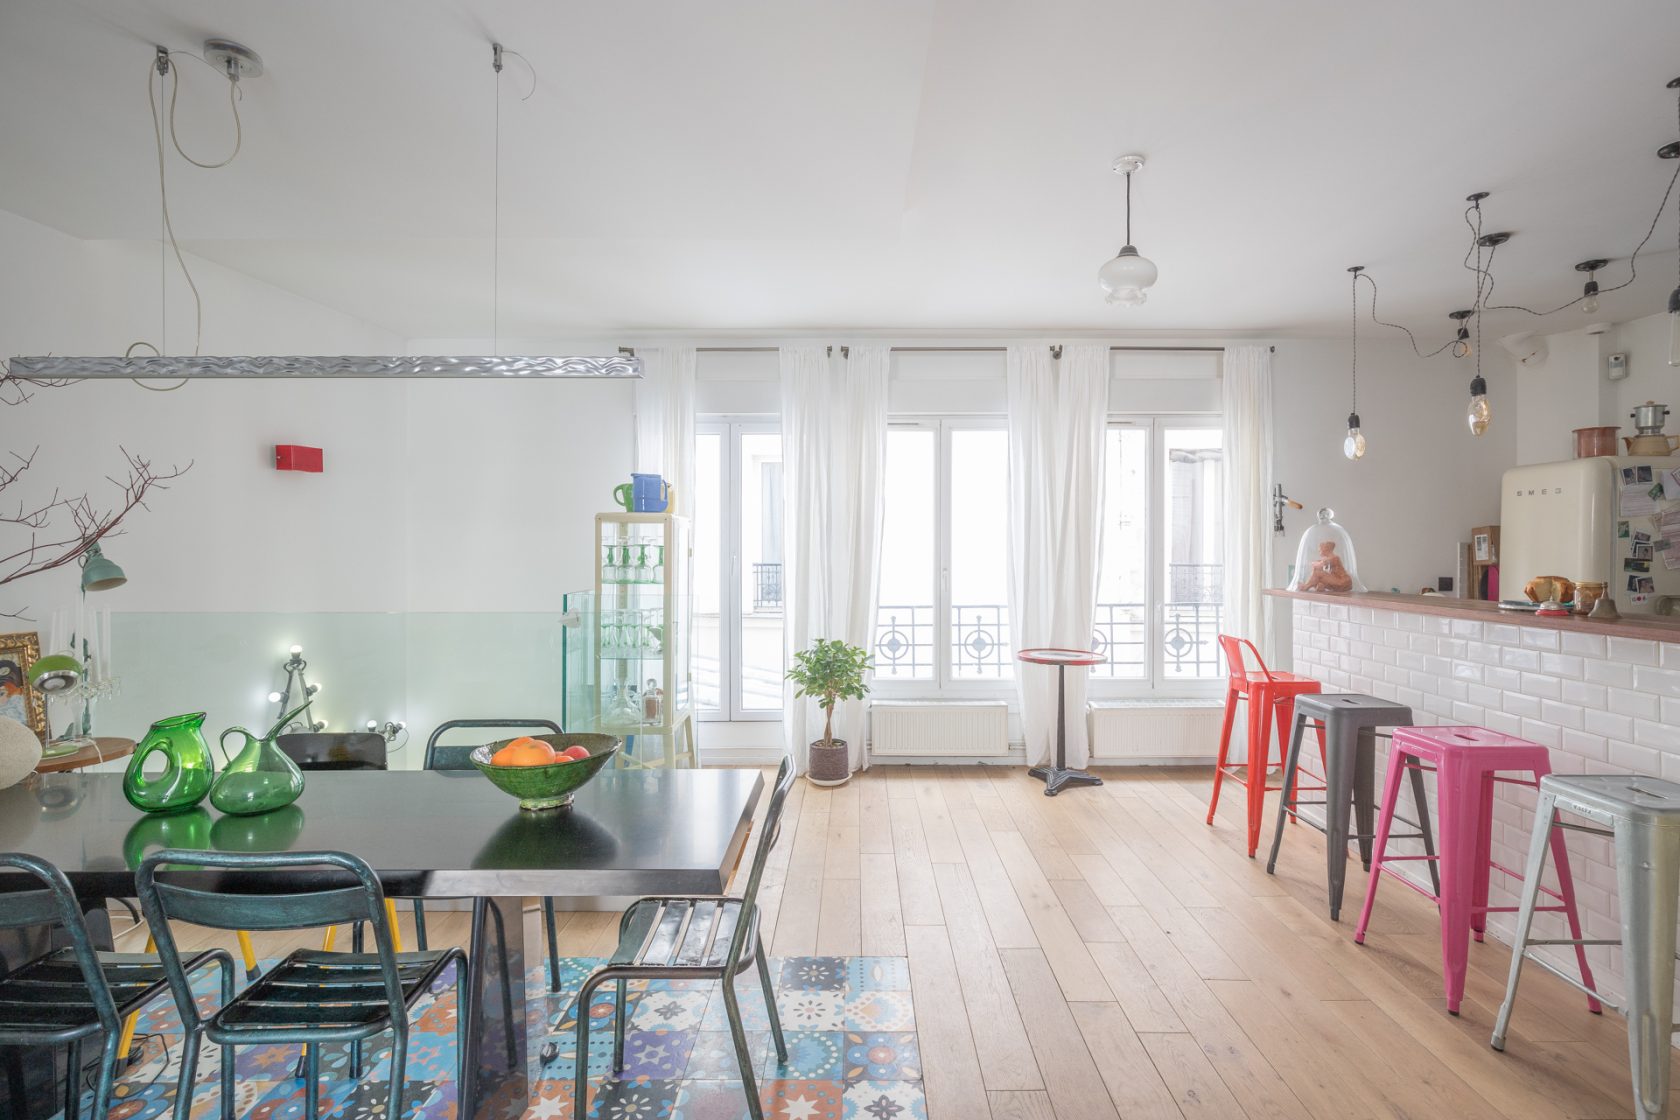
[873,415,1014,700]
[696,416,782,722]
[1090,413,1224,699]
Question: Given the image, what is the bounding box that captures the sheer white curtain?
[780,344,890,774]
[633,347,697,518]
[1221,344,1274,656]
[1006,343,1109,769]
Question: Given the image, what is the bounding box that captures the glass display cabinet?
[561,513,695,768]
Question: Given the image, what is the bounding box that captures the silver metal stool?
[1491,773,1680,1120]
[1267,693,1437,920]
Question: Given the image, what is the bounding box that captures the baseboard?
[701,747,788,766]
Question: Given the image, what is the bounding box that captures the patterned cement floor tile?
[62,955,915,1120]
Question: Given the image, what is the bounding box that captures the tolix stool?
[1353,725,1598,1016]
[1266,693,1438,921]
[1491,773,1680,1120]
[1207,635,1323,856]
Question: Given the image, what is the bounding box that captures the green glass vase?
[209,726,305,816]
[124,713,215,814]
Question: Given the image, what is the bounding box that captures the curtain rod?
[678,344,1271,355]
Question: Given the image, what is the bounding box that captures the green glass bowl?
[470,733,620,811]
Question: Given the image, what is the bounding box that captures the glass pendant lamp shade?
[1099,246,1158,306]
[1098,154,1156,306]
[80,542,127,592]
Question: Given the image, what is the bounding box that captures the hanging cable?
[1482,86,1680,316]
[126,46,247,385]
[492,43,502,356]
[1354,270,1459,359]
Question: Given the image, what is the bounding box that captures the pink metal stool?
[1353,725,1600,1017]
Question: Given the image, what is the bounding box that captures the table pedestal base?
[1028,765,1104,797]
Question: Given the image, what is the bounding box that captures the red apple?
[560,745,592,762]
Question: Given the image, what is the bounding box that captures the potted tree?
[786,637,873,786]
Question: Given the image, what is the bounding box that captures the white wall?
[1269,338,1513,594]
[1607,310,1679,429]
[5,201,1544,750]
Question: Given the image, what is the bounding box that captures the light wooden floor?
[136,765,1679,1120]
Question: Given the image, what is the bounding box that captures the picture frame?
[0,631,45,739]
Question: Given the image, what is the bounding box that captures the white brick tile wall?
[1288,598,1680,1013]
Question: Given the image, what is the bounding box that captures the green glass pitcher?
[123,712,215,814]
[209,701,309,817]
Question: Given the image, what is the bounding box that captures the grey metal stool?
[1491,773,1680,1120]
[1266,693,1438,920]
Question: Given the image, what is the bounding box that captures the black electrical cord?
[1355,270,1459,359]
[1482,89,1680,316]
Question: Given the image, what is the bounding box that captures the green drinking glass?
[209,727,306,816]
[123,712,216,814]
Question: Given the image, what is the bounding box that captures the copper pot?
[1572,426,1619,458]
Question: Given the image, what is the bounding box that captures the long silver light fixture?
[7,40,641,383]
[9,354,641,379]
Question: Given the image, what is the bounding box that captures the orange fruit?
[490,737,557,767]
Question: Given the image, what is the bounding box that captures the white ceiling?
[1,0,1678,339]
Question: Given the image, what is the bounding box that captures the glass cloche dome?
[1286,508,1366,594]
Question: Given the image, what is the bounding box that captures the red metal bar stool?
[1205,635,1323,856]
[1353,725,1600,1017]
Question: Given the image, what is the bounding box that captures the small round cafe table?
[1016,648,1106,797]
[34,736,136,774]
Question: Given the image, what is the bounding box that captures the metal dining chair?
[274,734,407,954]
[0,852,231,1120]
[574,756,794,1120]
[421,717,568,992]
[136,848,467,1120]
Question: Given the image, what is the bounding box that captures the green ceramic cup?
[471,733,620,811]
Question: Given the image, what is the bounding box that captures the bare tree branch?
[0,447,190,589]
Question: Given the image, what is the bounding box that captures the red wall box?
[275,445,324,472]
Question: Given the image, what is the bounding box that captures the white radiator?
[1088,700,1223,762]
[870,700,1010,757]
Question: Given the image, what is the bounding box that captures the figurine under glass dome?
[1287,508,1367,594]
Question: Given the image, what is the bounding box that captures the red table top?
[1016,647,1106,667]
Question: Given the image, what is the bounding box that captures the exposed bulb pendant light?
[1344,266,1367,460]
[1664,81,1680,365]
[1575,258,1608,314]
[1449,309,1474,358]
[1467,374,1491,435]
[1098,155,1158,306]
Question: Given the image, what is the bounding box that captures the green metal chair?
[420,717,569,992]
[136,849,466,1120]
[0,852,231,1120]
[574,757,794,1120]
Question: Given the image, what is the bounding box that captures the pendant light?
[1344,266,1366,460]
[1098,155,1158,306]
[1664,80,1680,364]
[9,40,638,383]
[1575,259,1608,314]
[1449,310,1474,358]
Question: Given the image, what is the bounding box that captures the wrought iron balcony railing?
[874,599,1224,681]
[752,562,783,613]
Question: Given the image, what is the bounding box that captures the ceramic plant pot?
[807,739,851,787]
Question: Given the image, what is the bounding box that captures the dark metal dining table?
[0,766,764,1120]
